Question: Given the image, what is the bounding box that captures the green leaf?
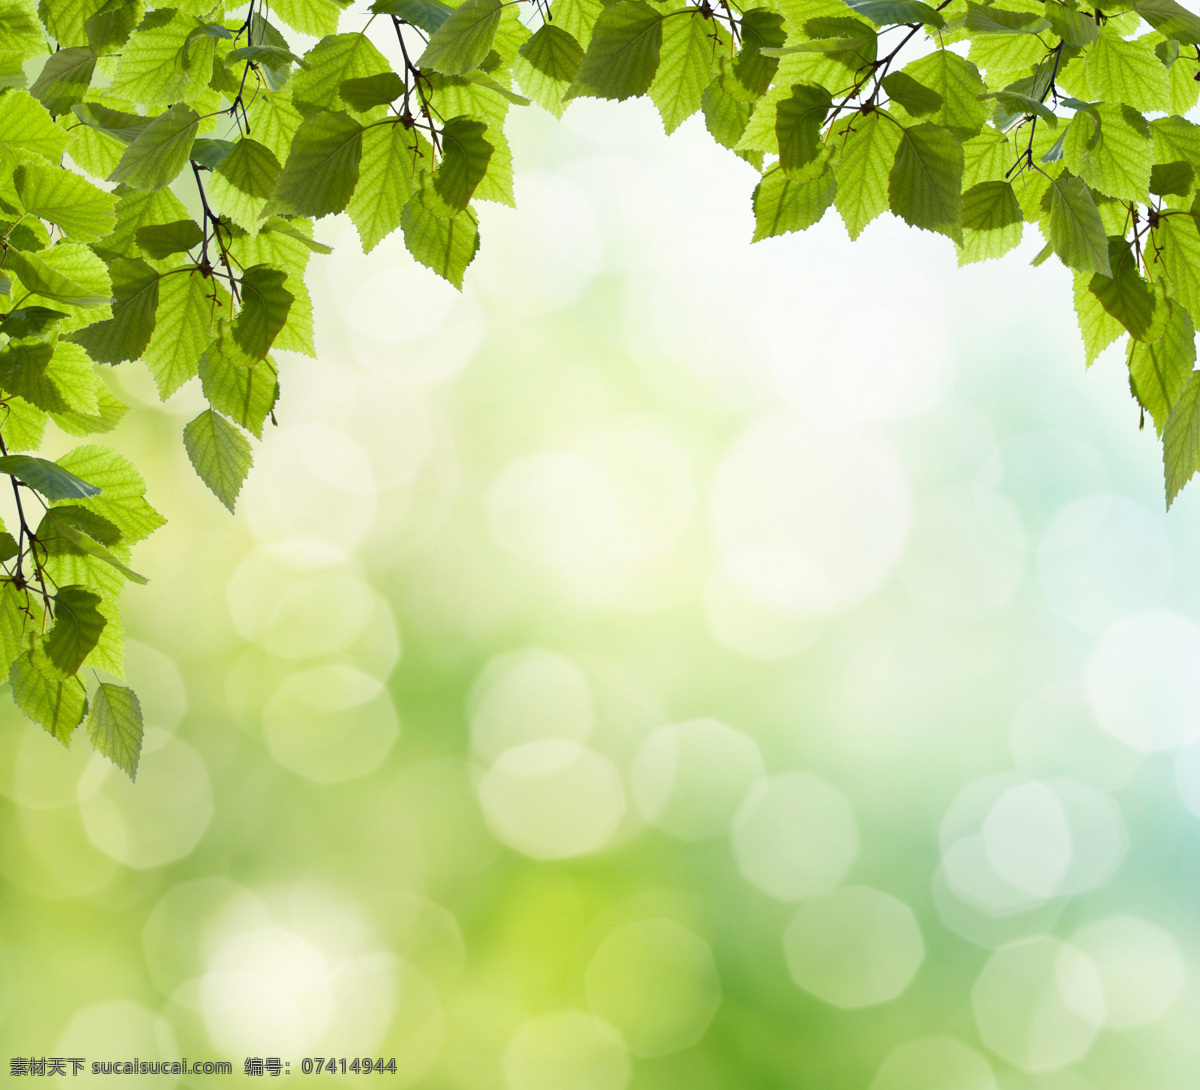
[35,341,99,416]
[53,445,163,543]
[832,110,902,240]
[958,180,1023,263]
[759,35,876,60]
[135,219,203,259]
[4,248,109,308]
[14,162,115,242]
[845,0,944,26]
[40,0,102,51]
[347,123,429,252]
[51,380,129,438]
[418,0,503,75]
[963,2,1049,33]
[189,138,233,170]
[291,32,391,115]
[0,91,71,161]
[183,407,253,512]
[269,0,341,37]
[401,189,479,288]
[649,11,717,134]
[0,341,52,396]
[567,0,664,101]
[1152,115,1200,169]
[268,110,364,219]
[728,9,785,102]
[1046,173,1111,276]
[38,506,149,584]
[0,533,17,562]
[233,265,293,360]
[72,101,152,145]
[29,46,95,114]
[1156,36,1180,67]
[1061,102,1152,204]
[0,49,27,90]
[1164,371,1200,506]
[889,122,964,243]
[977,90,1058,127]
[67,257,159,365]
[776,83,831,180]
[1155,212,1200,325]
[9,651,86,744]
[0,306,66,338]
[0,0,49,55]
[516,23,584,118]
[38,584,105,678]
[198,348,278,438]
[142,269,221,398]
[208,138,281,232]
[107,103,199,190]
[227,43,308,68]
[371,0,455,33]
[0,582,40,685]
[339,71,405,111]
[1044,1,1098,46]
[1129,300,1194,435]
[85,0,142,55]
[110,8,213,105]
[85,682,142,779]
[431,116,494,214]
[900,50,988,139]
[247,85,304,164]
[1134,0,1200,45]
[1086,29,1170,113]
[0,454,100,499]
[881,71,943,117]
[1089,237,1167,342]
[40,504,121,549]
[702,76,751,150]
[752,163,836,241]
[1151,161,1194,197]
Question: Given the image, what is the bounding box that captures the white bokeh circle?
[732,771,859,902]
[710,413,910,617]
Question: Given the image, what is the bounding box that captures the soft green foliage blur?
[2,85,1200,1087]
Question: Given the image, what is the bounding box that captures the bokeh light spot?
[584,918,720,1057]
[1037,495,1171,633]
[710,413,910,617]
[783,886,924,1008]
[502,1010,631,1090]
[1009,683,1143,791]
[469,649,594,763]
[77,729,213,868]
[227,541,376,660]
[202,925,334,1056]
[1086,610,1200,752]
[732,771,859,902]
[55,1001,176,1086]
[1069,915,1185,1029]
[262,664,400,783]
[477,741,626,859]
[869,1035,997,1090]
[971,936,1104,1072]
[630,718,764,841]
[702,566,824,659]
[899,484,1026,616]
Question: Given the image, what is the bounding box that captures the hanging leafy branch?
[3,0,1200,773]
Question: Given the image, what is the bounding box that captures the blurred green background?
[3,93,1200,1090]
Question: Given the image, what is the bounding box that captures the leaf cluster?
[7,0,1200,771]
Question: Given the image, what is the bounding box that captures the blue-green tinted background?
[3,94,1200,1089]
